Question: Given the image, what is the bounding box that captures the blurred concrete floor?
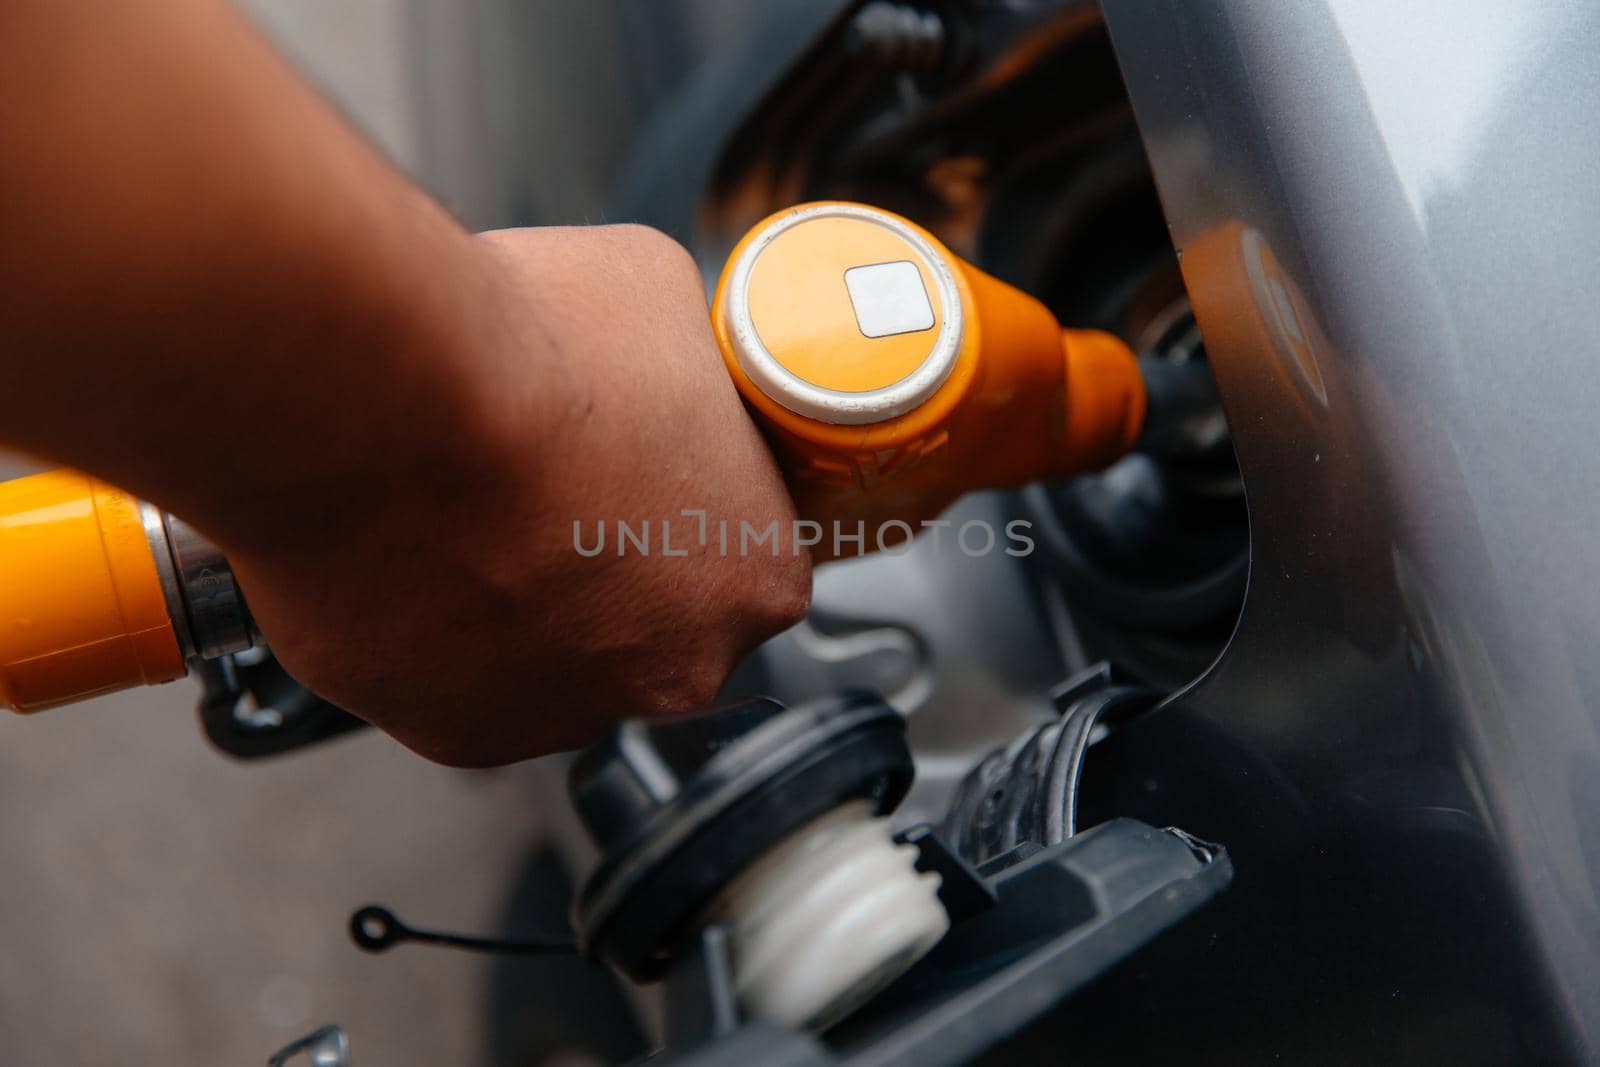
[0,685,561,1065]
[0,2,659,1063]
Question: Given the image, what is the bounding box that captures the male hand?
[230,226,812,765]
[0,4,812,766]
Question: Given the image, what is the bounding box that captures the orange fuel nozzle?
[0,469,256,713]
[3,204,1141,708]
[711,202,1145,511]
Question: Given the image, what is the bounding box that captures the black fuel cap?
[569,692,913,982]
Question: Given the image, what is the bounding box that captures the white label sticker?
[843,260,935,339]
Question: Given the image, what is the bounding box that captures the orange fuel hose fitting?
[711,202,1146,510]
[0,469,256,713]
[0,470,184,711]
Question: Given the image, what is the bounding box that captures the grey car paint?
[1088,1,1600,1062]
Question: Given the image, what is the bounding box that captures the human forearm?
[0,0,501,556]
[0,1,812,764]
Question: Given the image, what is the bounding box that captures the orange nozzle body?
[711,202,1145,512]
[0,470,185,712]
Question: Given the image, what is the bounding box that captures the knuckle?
[740,558,813,641]
[614,223,701,281]
[647,658,728,717]
[767,565,813,632]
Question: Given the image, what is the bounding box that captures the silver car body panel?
[1099,0,1600,1059]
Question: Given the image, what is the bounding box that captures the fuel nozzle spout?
[711,201,1147,503]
